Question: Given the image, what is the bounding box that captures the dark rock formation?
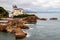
[6,25,27,39]
[50,18,58,20]
[0,14,40,39]
[39,18,47,20]
[22,16,39,24]
[13,14,40,24]
[12,27,27,39]
[15,32,27,39]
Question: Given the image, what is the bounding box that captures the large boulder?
[15,32,27,39]
[12,27,27,39]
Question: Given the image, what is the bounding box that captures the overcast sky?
[0,0,60,11]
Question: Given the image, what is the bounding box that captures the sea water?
[1,13,60,40]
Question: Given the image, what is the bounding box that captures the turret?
[13,5,17,8]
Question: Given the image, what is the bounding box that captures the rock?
[20,25,29,29]
[18,19,28,24]
[8,19,14,26]
[6,25,27,39]
[12,27,22,33]
[50,18,58,20]
[40,18,47,20]
[15,32,27,39]
[0,24,7,31]
[15,24,29,29]
[23,16,38,24]
[12,27,27,39]
[0,25,3,31]
[6,26,13,33]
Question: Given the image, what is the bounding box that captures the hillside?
[0,7,9,18]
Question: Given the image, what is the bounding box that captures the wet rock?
[40,18,47,20]
[20,25,29,29]
[50,18,58,20]
[15,32,27,39]
[12,27,27,39]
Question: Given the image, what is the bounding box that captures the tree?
[0,7,9,18]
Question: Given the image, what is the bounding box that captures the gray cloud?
[0,0,60,11]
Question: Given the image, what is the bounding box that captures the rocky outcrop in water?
[0,14,40,39]
[39,18,47,20]
[6,25,27,39]
[6,19,29,39]
[13,27,27,39]
[22,15,40,24]
[50,18,58,20]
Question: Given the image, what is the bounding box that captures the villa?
[12,5,24,16]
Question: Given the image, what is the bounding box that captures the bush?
[0,17,1,20]
[0,7,9,18]
[13,14,35,18]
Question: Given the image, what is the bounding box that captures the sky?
[0,0,60,12]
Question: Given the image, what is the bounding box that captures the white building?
[12,5,24,16]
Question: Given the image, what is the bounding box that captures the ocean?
[0,13,60,40]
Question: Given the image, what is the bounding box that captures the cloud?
[31,0,60,8]
[0,0,60,11]
[0,0,21,10]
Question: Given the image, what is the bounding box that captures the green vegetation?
[0,18,1,20]
[0,16,2,20]
[13,14,35,18]
[0,7,9,18]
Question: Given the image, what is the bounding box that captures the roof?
[13,5,17,8]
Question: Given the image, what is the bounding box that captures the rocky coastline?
[0,15,40,39]
[0,14,58,39]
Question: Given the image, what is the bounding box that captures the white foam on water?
[26,33,30,37]
[29,28,34,30]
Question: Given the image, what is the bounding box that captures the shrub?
[13,14,35,18]
[0,7,9,18]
